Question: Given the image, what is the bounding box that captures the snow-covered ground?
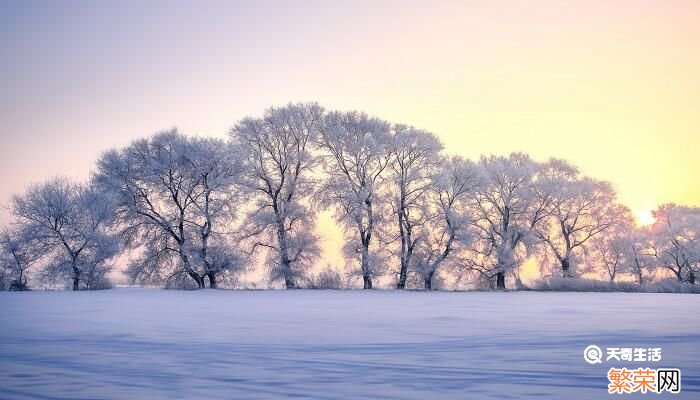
[1,289,698,399]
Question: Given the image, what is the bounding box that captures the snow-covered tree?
[387,125,443,289]
[649,204,700,283]
[96,131,246,289]
[97,130,239,288]
[194,240,247,288]
[413,156,481,289]
[317,111,392,289]
[231,103,323,288]
[625,229,655,285]
[466,153,548,289]
[183,137,246,288]
[589,220,655,284]
[588,210,633,281]
[10,177,119,290]
[534,159,625,278]
[97,130,202,287]
[0,227,46,290]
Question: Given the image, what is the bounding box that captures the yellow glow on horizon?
[633,209,656,227]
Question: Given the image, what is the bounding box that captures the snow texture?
[1,288,698,399]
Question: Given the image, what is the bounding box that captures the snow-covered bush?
[645,279,700,294]
[307,266,345,289]
[532,276,700,293]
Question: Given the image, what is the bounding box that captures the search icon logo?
[584,345,603,364]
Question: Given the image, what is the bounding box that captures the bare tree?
[231,103,323,288]
[317,111,392,289]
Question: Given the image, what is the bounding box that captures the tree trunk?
[496,272,506,289]
[182,261,204,289]
[276,217,295,289]
[397,206,407,290]
[183,268,205,289]
[424,271,434,290]
[360,240,372,289]
[636,268,644,286]
[179,247,205,289]
[561,258,572,278]
[397,239,415,289]
[192,274,205,289]
[688,270,696,285]
[397,267,408,289]
[72,262,80,291]
[207,272,217,289]
[285,276,296,289]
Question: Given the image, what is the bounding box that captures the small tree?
[10,177,118,290]
[0,227,46,290]
[649,204,700,283]
[534,159,624,278]
[625,229,654,285]
[588,213,659,284]
[591,229,627,282]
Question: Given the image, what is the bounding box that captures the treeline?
[1,103,698,291]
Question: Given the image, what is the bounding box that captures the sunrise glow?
[634,208,656,227]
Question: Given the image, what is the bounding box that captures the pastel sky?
[1,0,699,269]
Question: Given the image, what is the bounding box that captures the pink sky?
[2,1,699,260]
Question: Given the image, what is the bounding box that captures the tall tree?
[388,125,443,289]
[317,111,392,289]
[413,156,481,289]
[231,103,323,289]
[184,137,245,288]
[96,130,208,288]
[467,153,548,289]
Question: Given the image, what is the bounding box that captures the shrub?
[532,277,700,293]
